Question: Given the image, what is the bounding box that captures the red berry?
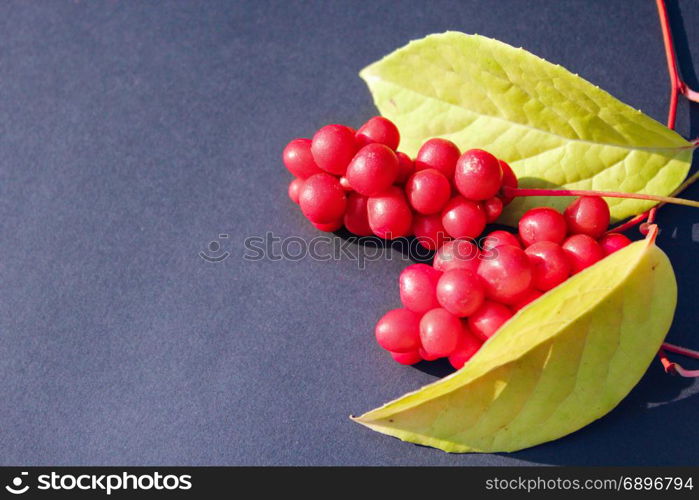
[343,192,373,236]
[564,196,611,238]
[468,301,513,341]
[282,138,323,179]
[298,173,347,223]
[339,176,352,191]
[367,186,413,239]
[419,347,442,361]
[405,168,451,215]
[562,234,605,273]
[498,160,518,205]
[599,232,632,255]
[483,196,503,223]
[481,230,521,251]
[415,138,460,178]
[436,269,486,317]
[419,308,462,358]
[312,219,343,232]
[524,241,571,291]
[288,178,303,204]
[454,149,503,200]
[390,350,422,365]
[441,196,487,239]
[395,152,415,184]
[375,308,422,353]
[355,116,400,151]
[310,124,358,175]
[518,207,567,246]
[346,143,399,196]
[399,263,441,314]
[448,327,483,369]
[510,288,543,311]
[433,239,481,273]
[412,214,450,251]
[477,245,532,303]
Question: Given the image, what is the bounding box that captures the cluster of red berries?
[282,116,516,245]
[375,196,634,369]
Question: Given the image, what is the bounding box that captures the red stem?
[503,187,699,208]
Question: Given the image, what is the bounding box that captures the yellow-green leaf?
[360,32,693,225]
[352,229,676,452]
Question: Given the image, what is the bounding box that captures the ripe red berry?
[345,143,399,196]
[564,196,611,238]
[562,234,605,273]
[343,192,373,236]
[367,186,413,239]
[298,173,347,223]
[525,241,571,291]
[448,327,483,369]
[599,232,632,255]
[436,269,486,317]
[339,176,352,191]
[419,347,442,361]
[477,245,532,303]
[311,124,358,175]
[312,219,343,232]
[518,207,567,246]
[498,160,518,205]
[395,152,415,184]
[419,308,462,358]
[483,196,503,223]
[288,178,303,204]
[355,116,400,151]
[405,168,451,215]
[510,288,543,311]
[468,301,513,341]
[399,263,441,314]
[282,138,324,179]
[390,350,422,365]
[441,196,487,239]
[433,239,480,273]
[412,214,450,251]
[481,230,521,251]
[415,138,460,178]
[454,149,503,200]
[375,308,422,353]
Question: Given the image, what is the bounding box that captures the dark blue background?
[1,0,697,465]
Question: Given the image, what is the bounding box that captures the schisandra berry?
[510,288,543,311]
[468,300,513,341]
[390,350,422,365]
[441,196,487,239]
[375,308,422,353]
[599,232,632,255]
[419,308,462,358]
[412,214,450,251]
[355,116,400,151]
[448,326,483,369]
[283,138,324,179]
[299,173,347,223]
[367,186,413,239]
[346,143,399,196]
[564,196,610,238]
[432,239,480,273]
[311,124,358,175]
[414,138,460,178]
[399,263,441,314]
[288,178,303,204]
[405,168,451,215]
[498,160,518,205]
[562,234,605,273]
[339,176,352,191]
[312,219,343,232]
[419,347,441,361]
[436,269,485,317]
[524,241,571,291]
[395,152,415,184]
[477,245,532,303]
[483,196,503,223]
[454,149,503,200]
[481,230,521,250]
[343,192,373,236]
[518,207,567,246]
